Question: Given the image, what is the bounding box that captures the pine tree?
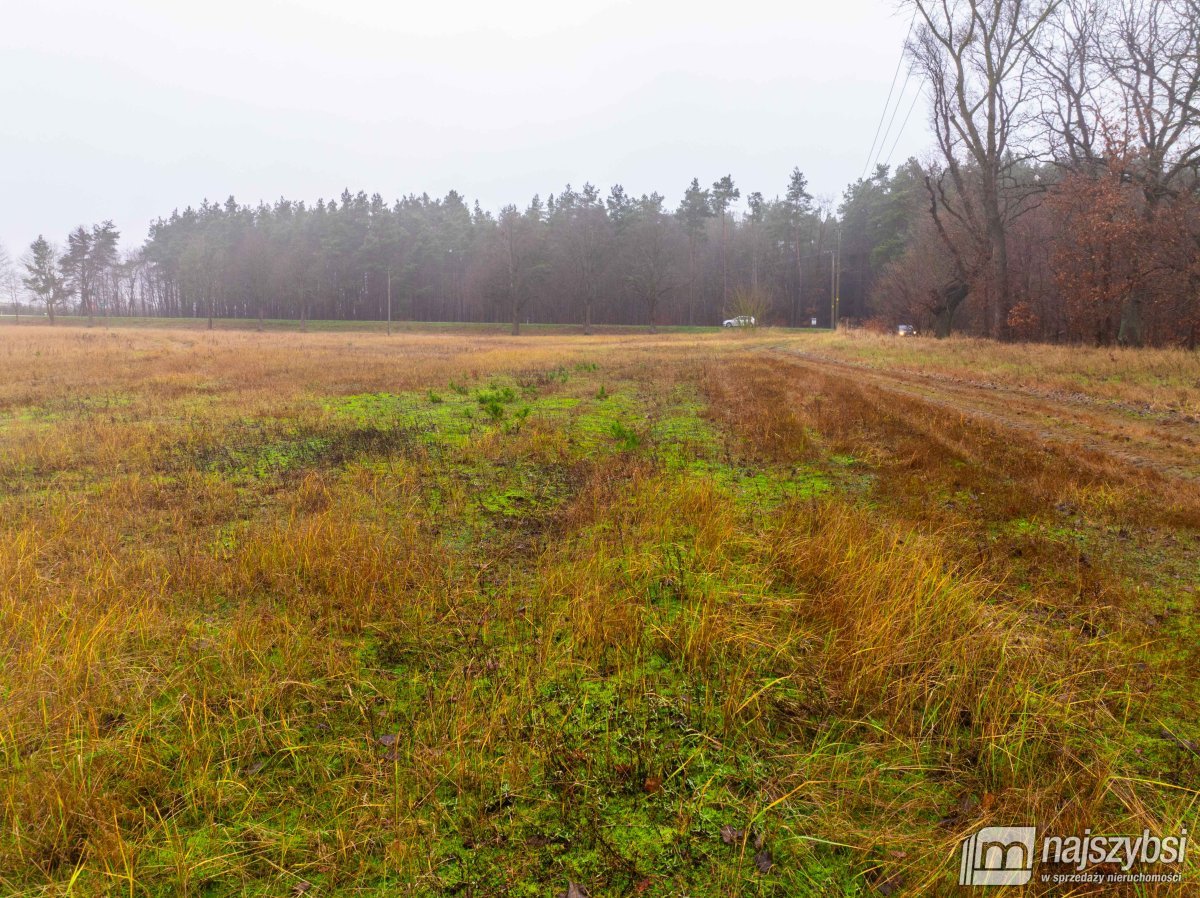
[62,226,93,322]
[676,178,713,326]
[710,175,740,312]
[784,169,814,325]
[22,236,65,323]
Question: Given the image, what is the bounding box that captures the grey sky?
[0,0,927,257]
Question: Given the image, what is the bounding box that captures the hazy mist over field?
[0,0,923,252]
[3,2,1200,890]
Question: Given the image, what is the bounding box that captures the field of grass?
[805,331,1200,416]
[0,326,1196,896]
[0,315,737,336]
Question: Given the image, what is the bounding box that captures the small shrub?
[481,398,505,421]
[610,421,641,452]
[476,385,517,406]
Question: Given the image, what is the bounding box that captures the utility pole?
[721,213,729,313]
[386,267,392,336]
[825,248,836,330]
[834,227,842,330]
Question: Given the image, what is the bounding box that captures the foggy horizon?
[0,0,927,256]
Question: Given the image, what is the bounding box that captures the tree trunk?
[721,214,729,312]
[794,235,803,328]
[687,236,696,327]
[933,281,968,338]
[986,202,1009,339]
[1117,294,1144,347]
[1118,198,1160,347]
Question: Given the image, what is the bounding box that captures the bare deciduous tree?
[907,0,1058,337]
[1037,0,1200,343]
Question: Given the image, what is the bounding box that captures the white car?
[723,315,756,328]
[897,324,916,336]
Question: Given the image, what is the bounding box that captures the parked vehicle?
[723,315,756,328]
[897,324,916,337]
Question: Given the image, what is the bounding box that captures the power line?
[861,53,907,179]
[871,62,916,173]
[882,83,924,170]
[860,7,918,181]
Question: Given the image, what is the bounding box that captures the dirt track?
[775,349,1200,484]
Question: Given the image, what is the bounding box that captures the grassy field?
[0,325,1196,896]
[803,331,1200,416]
[0,315,739,336]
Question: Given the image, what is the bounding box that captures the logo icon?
[960,826,1037,886]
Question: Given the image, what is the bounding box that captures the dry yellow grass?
[804,330,1200,415]
[0,324,1195,896]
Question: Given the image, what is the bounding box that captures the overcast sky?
[0,0,927,258]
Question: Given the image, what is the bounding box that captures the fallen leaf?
[556,883,589,898]
[643,775,662,794]
[377,733,398,747]
[292,882,312,896]
[720,824,744,845]
[633,878,652,894]
[981,792,996,811]
[754,849,774,874]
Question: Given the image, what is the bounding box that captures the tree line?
[3,0,1197,346]
[7,173,856,335]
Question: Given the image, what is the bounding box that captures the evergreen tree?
[676,178,713,325]
[783,169,814,325]
[61,226,93,321]
[710,175,740,312]
[22,236,65,323]
[623,193,682,333]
